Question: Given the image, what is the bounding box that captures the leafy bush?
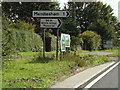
[63,53,87,67]
[63,53,111,67]
[2,29,43,56]
[9,20,35,31]
[71,36,83,51]
[2,17,43,56]
[81,31,101,51]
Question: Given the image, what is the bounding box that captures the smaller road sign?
[40,19,62,28]
[65,34,70,47]
[61,34,66,52]
[61,34,71,52]
[33,11,70,17]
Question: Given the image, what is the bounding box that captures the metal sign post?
[56,28,59,60]
[40,19,62,60]
[43,29,46,58]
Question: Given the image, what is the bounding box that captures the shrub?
[63,53,87,67]
[81,31,101,51]
[63,53,111,67]
[84,54,111,66]
[2,29,43,56]
[2,17,43,56]
[71,36,83,51]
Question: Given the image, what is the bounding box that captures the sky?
[58,0,119,18]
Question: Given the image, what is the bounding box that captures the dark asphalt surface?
[89,62,120,89]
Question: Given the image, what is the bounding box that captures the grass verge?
[3,54,111,88]
[106,52,119,57]
[3,51,56,59]
[2,57,76,88]
[92,50,118,53]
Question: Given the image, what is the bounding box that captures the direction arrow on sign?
[33,10,70,17]
[40,19,62,28]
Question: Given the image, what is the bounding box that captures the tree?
[81,31,101,51]
[2,2,60,34]
[71,36,83,51]
[62,1,117,49]
[88,19,118,49]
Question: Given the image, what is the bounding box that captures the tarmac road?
[83,62,120,89]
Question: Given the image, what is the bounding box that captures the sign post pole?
[56,28,59,60]
[43,29,46,58]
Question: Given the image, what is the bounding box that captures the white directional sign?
[40,19,62,28]
[33,11,70,17]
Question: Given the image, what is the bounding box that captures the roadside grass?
[2,57,76,88]
[45,51,56,55]
[3,51,56,59]
[76,50,90,53]
[84,54,111,66]
[2,54,111,88]
[106,52,119,57]
[92,50,118,53]
[71,49,118,54]
[70,50,90,54]
[19,52,40,57]
[3,49,118,59]
[0,70,2,89]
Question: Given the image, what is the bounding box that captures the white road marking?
[83,62,120,89]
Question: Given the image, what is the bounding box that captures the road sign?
[65,34,70,47]
[104,40,113,48]
[61,34,66,52]
[40,19,62,28]
[33,10,70,17]
[61,34,71,52]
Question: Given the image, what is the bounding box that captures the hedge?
[2,29,43,56]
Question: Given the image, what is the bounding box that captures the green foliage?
[71,36,83,51]
[81,31,101,51]
[63,2,117,45]
[63,53,87,67]
[2,17,43,56]
[2,2,60,34]
[10,20,35,31]
[92,50,118,53]
[106,53,119,57]
[2,29,16,56]
[71,36,83,46]
[51,35,57,51]
[2,29,43,56]
[2,53,111,88]
[63,53,111,67]
[84,54,111,66]
[2,2,60,21]
[88,19,117,40]
[61,18,80,37]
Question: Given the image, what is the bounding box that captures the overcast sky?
[59,0,119,18]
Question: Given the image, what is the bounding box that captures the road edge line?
[84,61,120,89]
